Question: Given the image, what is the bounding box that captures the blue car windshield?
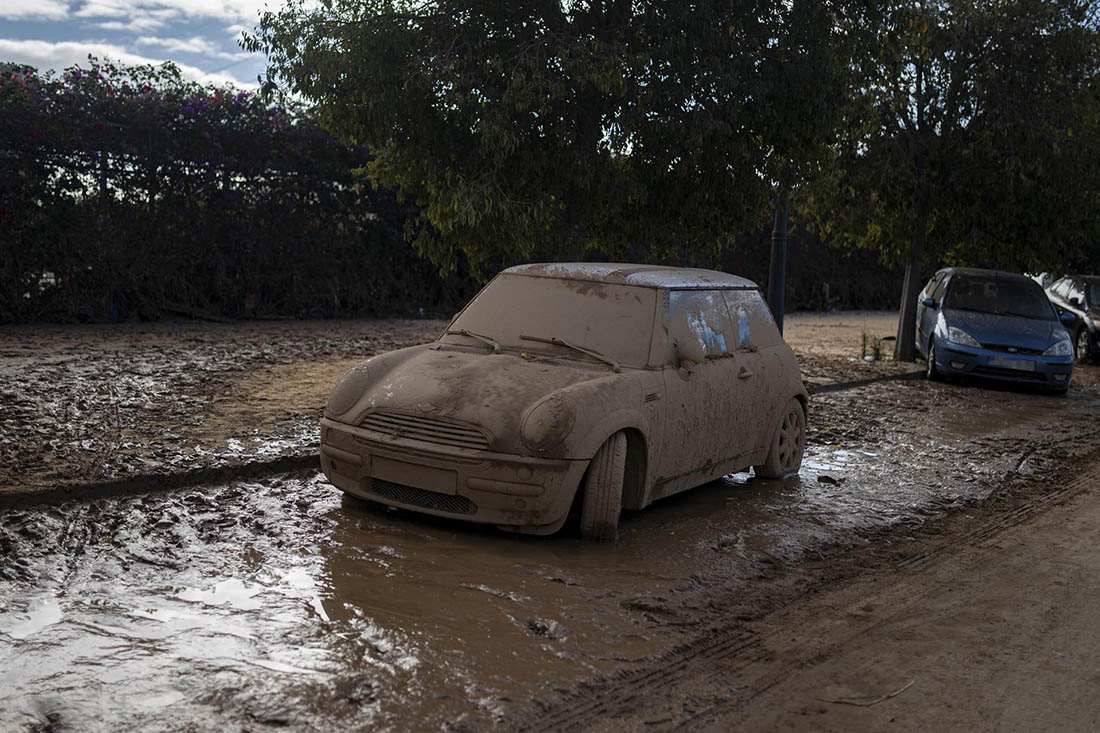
[943,276,1055,320]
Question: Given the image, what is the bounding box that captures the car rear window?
[944,275,1056,321]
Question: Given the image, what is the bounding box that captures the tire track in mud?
[500,452,1100,732]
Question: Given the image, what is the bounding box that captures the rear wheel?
[1076,328,1092,363]
[579,432,626,542]
[754,399,806,479]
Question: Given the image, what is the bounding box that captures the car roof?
[937,267,1037,284]
[1063,274,1100,283]
[503,263,759,290]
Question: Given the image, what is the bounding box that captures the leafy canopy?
[247,0,863,276]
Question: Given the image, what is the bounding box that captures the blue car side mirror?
[921,297,937,308]
[1060,311,1077,324]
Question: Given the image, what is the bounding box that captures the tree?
[246,0,864,278]
[805,0,1100,361]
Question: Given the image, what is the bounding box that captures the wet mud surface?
[0,319,445,496]
[3,371,1100,730]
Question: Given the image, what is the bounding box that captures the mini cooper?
[320,263,808,540]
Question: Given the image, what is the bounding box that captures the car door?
[917,273,949,353]
[652,289,757,499]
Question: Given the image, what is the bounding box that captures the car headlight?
[521,394,575,453]
[1043,339,1073,357]
[326,364,372,417]
[947,327,982,348]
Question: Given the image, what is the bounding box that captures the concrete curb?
[0,453,321,509]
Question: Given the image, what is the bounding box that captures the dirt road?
[535,454,1100,732]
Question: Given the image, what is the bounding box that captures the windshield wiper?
[519,335,621,372]
[1000,311,1048,320]
[442,329,502,353]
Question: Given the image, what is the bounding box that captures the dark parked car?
[915,268,1076,393]
[1046,275,1100,363]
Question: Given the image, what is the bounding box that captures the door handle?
[738,367,753,379]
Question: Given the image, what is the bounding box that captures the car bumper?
[934,339,1074,387]
[319,417,589,535]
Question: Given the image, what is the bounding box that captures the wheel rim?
[1077,331,1090,362]
[776,406,804,473]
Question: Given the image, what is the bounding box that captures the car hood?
[944,309,1066,350]
[331,344,629,454]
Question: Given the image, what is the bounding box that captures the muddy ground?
[9,309,1095,500]
[2,311,1100,730]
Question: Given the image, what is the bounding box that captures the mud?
[3,368,1100,730]
[0,319,445,497]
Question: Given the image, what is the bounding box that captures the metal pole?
[767,192,790,334]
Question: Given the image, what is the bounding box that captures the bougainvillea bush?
[0,58,468,322]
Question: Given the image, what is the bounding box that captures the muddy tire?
[926,339,941,381]
[1076,328,1092,363]
[754,399,806,479]
[579,432,627,542]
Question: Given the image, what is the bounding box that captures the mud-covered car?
[320,263,808,540]
[1046,275,1100,363]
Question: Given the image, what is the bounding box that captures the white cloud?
[0,38,256,87]
[136,35,248,60]
[0,0,70,21]
[94,17,170,31]
[72,0,263,24]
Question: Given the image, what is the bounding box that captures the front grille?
[984,343,1043,356]
[368,478,478,515]
[973,366,1047,382]
[361,410,491,451]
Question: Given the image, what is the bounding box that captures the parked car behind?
[320,263,808,540]
[915,268,1075,393]
[1046,275,1100,363]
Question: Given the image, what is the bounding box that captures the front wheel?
[754,399,806,479]
[579,432,626,541]
[926,339,941,381]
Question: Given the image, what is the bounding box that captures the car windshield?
[443,273,657,367]
[1088,282,1100,308]
[944,275,1055,320]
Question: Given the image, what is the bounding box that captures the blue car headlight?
[1043,339,1073,357]
[947,327,982,348]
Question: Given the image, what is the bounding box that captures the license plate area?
[988,356,1035,371]
[371,455,457,494]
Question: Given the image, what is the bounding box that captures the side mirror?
[1070,297,1084,308]
[675,335,706,368]
[1060,311,1077,324]
[921,297,937,308]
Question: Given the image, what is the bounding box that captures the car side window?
[667,290,733,358]
[723,289,782,351]
[1069,281,1086,305]
[1053,279,1071,299]
[931,275,949,302]
[920,276,937,300]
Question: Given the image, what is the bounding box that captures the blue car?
[915,268,1075,393]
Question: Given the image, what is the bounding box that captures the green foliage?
[805,0,1100,275]
[0,58,468,322]
[247,0,864,277]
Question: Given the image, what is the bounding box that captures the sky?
[0,0,270,88]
